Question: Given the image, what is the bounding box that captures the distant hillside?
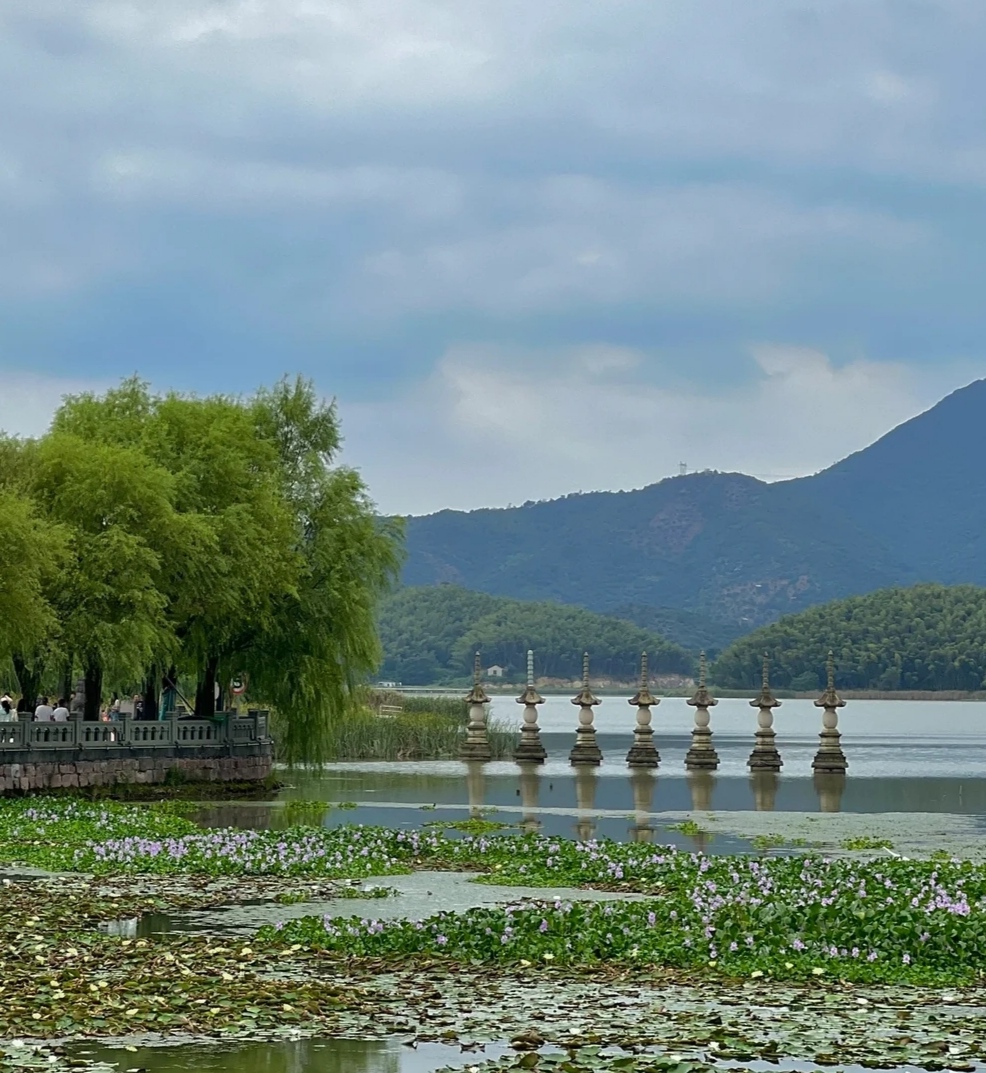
[377,585,694,685]
[606,604,748,657]
[712,584,986,692]
[791,379,986,585]
[403,380,986,628]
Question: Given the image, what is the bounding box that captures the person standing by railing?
[52,699,69,722]
[0,695,15,721]
[34,697,54,722]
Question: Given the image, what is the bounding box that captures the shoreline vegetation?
[319,693,513,760]
[0,797,985,1068]
[397,683,986,701]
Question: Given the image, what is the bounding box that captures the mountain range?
[401,379,986,644]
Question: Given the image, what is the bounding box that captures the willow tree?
[231,379,403,762]
[27,433,204,719]
[49,376,402,754]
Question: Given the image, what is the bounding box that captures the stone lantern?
[626,652,660,768]
[514,649,547,763]
[569,652,602,766]
[747,653,782,772]
[812,651,847,774]
[459,652,492,762]
[685,652,719,771]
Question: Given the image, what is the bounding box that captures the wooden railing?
[0,710,270,751]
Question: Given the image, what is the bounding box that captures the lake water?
[192,697,986,847]
[82,698,986,1072]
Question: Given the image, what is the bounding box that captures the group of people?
[0,693,147,721]
[29,696,71,721]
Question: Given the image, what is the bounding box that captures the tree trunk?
[58,658,74,708]
[161,666,178,716]
[83,659,103,722]
[195,656,219,718]
[142,666,159,722]
[11,654,41,714]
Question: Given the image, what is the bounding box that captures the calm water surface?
[75,1038,513,1073]
[194,697,986,841]
[127,700,986,1070]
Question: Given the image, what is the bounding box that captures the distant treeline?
[712,583,986,692]
[377,586,694,685]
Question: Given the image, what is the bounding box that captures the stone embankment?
[0,752,271,792]
[0,710,273,793]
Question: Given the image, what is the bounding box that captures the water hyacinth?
[259,847,986,984]
[74,825,446,877]
[3,798,986,982]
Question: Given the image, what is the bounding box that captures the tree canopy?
[378,585,694,685]
[0,377,402,759]
[712,583,986,692]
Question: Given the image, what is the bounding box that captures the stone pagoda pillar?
[812,651,847,774]
[569,652,603,766]
[459,652,492,762]
[514,650,547,763]
[747,654,782,772]
[626,652,660,768]
[685,652,719,771]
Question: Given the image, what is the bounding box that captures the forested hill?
[711,584,986,692]
[402,379,986,632]
[377,586,694,686]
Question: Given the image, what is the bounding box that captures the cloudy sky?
[2,1,985,514]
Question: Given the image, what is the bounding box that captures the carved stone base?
[684,728,719,771]
[812,729,847,774]
[625,744,659,767]
[513,731,547,764]
[569,728,602,766]
[747,729,782,772]
[459,739,492,762]
[626,727,659,768]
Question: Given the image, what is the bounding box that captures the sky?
[2,1,986,515]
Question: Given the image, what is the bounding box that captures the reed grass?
[323,704,514,761]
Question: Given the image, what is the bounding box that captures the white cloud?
[342,346,986,515]
[0,371,109,438]
[348,180,924,318]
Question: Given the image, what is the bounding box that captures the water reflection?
[517,763,541,832]
[574,766,598,841]
[750,771,779,812]
[74,1037,492,1073]
[814,772,846,813]
[628,768,655,843]
[465,761,486,819]
[687,770,715,813]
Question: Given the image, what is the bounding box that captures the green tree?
[377,585,694,684]
[712,583,986,692]
[28,433,195,719]
[49,376,402,754]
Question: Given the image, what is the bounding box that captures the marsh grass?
[324,705,514,760]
